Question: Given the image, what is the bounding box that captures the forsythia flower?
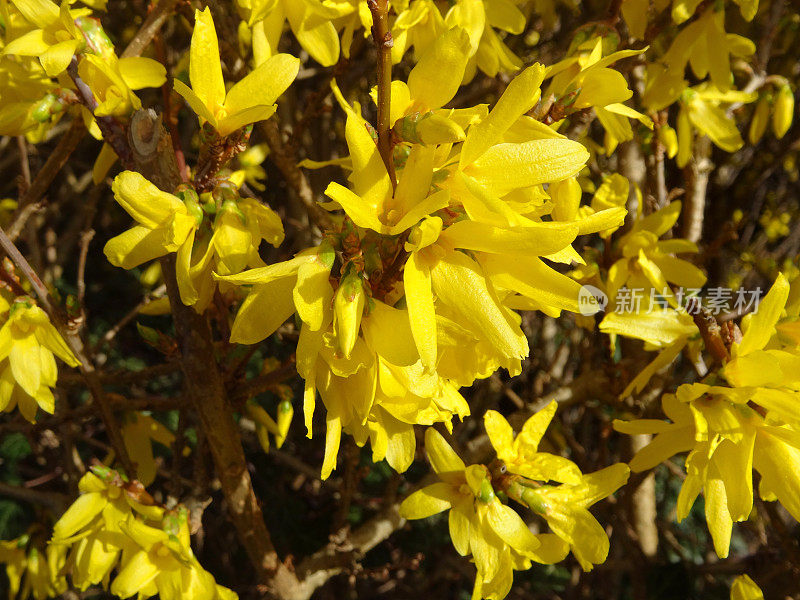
[614,271,800,558]
[0,535,67,600]
[1,0,88,77]
[595,200,705,395]
[237,0,345,67]
[544,37,652,154]
[174,7,299,137]
[49,467,237,598]
[392,0,528,79]
[104,168,285,309]
[401,404,629,599]
[103,172,204,305]
[110,510,231,600]
[0,295,80,422]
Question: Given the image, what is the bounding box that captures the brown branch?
[0,226,134,475]
[681,135,711,244]
[120,0,181,59]
[127,109,297,588]
[367,0,396,188]
[0,482,69,514]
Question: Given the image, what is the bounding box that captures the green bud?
[477,478,496,504]
[136,322,160,345]
[31,94,59,123]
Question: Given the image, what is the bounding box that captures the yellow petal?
[224,53,299,116]
[217,104,277,136]
[10,333,41,397]
[321,414,342,479]
[190,8,226,116]
[118,57,167,90]
[731,575,763,600]
[111,171,185,228]
[449,502,471,555]
[425,427,465,474]
[104,226,171,269]
[466,139,589,196]
[293,256,333,331]
[737,272,788,355]
[431,250,527,359]
[460,64,546,168]
[323,182,382,231]
[173,79,218,126]
[51,492,105,540]
[486,501,541,555]
[109,550,160,598]
[518,401,557,451]
[483,410,514,458]
[404,251,437,371]
[687,97,743,153]
[440,220,578,256]
[10,0,59,28]
[399,482,456,519]
[229,277,297,345]
[40,39,81,77]
[408,27,471,111]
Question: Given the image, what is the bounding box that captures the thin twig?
[120,0,181,59]
[261,119,334,231]
[76,229,95,304]
[9,119,87,241]
[367,0,396,188]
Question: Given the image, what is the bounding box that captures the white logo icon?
[578,285,608,316]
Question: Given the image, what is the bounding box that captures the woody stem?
[368,0,397,189]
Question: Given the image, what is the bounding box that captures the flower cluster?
[0,534,67,600]
[0,0,166,141]
[49,466,236,599]
[400,404,629,599]
[218,26,636,479]
[0,292,79,422]
[615,273,800,558]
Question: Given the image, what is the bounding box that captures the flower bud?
[748,95,770,145]
[333,271,365,359]
[772,84,794,140]
[658,124,678,159]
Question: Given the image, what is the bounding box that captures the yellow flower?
[723,272,800,391]
[103,171,203,305]
[0,297,79,422]
[110,510,232,600]
[674,85,757,166]
[392,0,529,79]
[484,403,582,485]
[2,0,86,77]
[0,537,67,600]
[174,7,299,137]
[50,468,163,589]
[615,377,800,559]
[77,52,166,118]
[238,0,345,67]
[385,28,474,146]
[485,406,629,571]
[400,428,547,600]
